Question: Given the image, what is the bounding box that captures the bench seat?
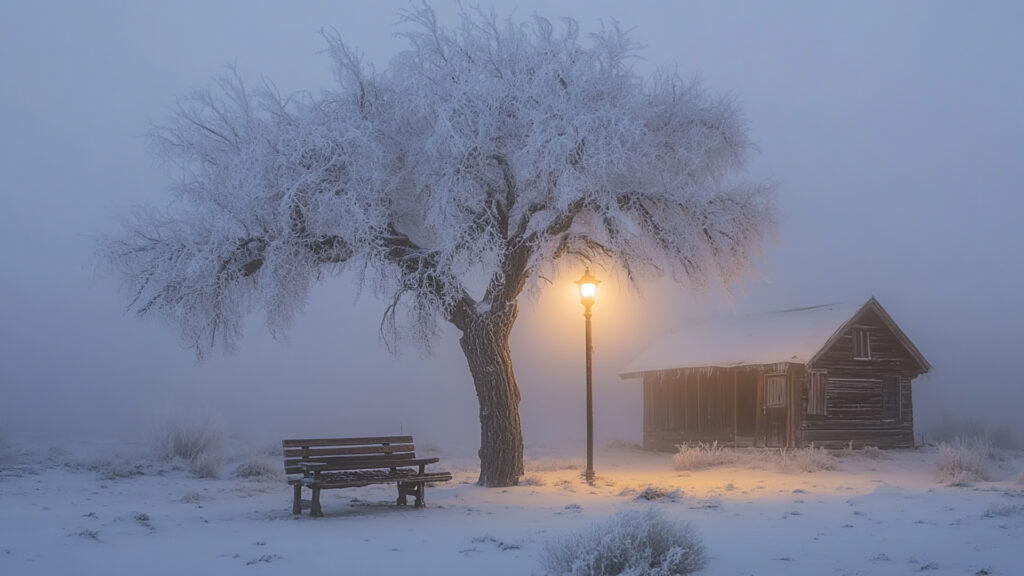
[283,436,452,517]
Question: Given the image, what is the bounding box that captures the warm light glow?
[576,268,600,308]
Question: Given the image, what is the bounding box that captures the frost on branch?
[103,5,774,357]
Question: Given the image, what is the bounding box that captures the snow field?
[1,440,1022,575]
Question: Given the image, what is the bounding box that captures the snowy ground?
[1,439,1022,575]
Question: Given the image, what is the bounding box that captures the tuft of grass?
[982,503,1024,518]
[632,485,683,502]
[188,452,221,479]
[540,508,707,576]
[777,446,837,473]
[232,460,277,480]
[673,443,837,473]
[519,474,546,487]
[935,436,992,485]
[152,413,222,478]
[87,457,147,480]
[672,442,740,470]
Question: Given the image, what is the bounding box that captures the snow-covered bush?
[232,459,278,480]
[152,413,222,478]
[189,452,221,479]
[87,456,148,480]
[540,508,707,576]
[621,485,684,502]
[673,443,835,473]
[672,442,740,470]
[778,446,837,473]
[935,437,992,485]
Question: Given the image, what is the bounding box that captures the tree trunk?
[459,302,524,487]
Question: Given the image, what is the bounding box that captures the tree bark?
[459,302,525,487]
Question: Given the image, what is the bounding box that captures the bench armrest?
[404,457,440,474]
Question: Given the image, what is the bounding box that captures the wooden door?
[760,374,788,448]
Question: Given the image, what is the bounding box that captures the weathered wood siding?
[801,308,924,449]
[642,368,738,451]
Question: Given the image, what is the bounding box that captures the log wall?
[801,307,923,449]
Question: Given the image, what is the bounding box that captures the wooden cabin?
[620,298,930,450]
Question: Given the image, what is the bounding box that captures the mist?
[2,1,1022,455]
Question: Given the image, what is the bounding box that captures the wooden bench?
[283,435,452,517]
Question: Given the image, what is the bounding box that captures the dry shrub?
[519,474,546,487]
[672,442,740,470]
[1016,470,1024,486]
[188,452,221,479]
[777,446,837,473]
[541,508,707,576]
[152,413,222,478]
[982,503,1024,518]
[935,437,992,485]
[232,460,277,480]
[673,443,836,473]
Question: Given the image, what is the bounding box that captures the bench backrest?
[282,436,416,476]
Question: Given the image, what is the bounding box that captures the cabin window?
[852,328,871,360]
[765,375,786,408]
[881,376,901,420]
[807,370,827,416]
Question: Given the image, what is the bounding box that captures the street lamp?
[576,268,600,484]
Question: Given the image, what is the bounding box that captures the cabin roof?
[620,297,930,378]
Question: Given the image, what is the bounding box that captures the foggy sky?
[2,1,1022,453]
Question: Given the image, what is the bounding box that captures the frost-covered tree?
[104,6,774,487]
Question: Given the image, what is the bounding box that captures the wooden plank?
[282,436,413,448]
[283,444,415,458]
[289,456,440,474]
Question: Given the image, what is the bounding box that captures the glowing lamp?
[576,268,600,309]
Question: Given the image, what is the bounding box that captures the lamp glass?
[576,269,599,307]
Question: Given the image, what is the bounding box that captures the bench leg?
[414,482,425,508]
[292,484,302,515]
[310,486,323,518]
[398,481,425,508]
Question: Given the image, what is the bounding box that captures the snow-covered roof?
[620,300,868,377]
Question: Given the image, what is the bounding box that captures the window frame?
[852,328,871,360]
[764,374,786,408]
[881,375,901,421]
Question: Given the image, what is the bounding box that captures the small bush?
[778,446,837,473]
[87,457,147,480]
[982,503,1024,518]
[232,460,277,480]
[188,452,221,479]
[540,508,707,576]
[1017,470,1024,486]
[519,474,546,487]
[152,413,222,478]
[632,485,683,502]
[153,414,221,462]
[672,442,740,471]
[935,437,992,485]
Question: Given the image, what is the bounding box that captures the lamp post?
[576,268,600,484]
